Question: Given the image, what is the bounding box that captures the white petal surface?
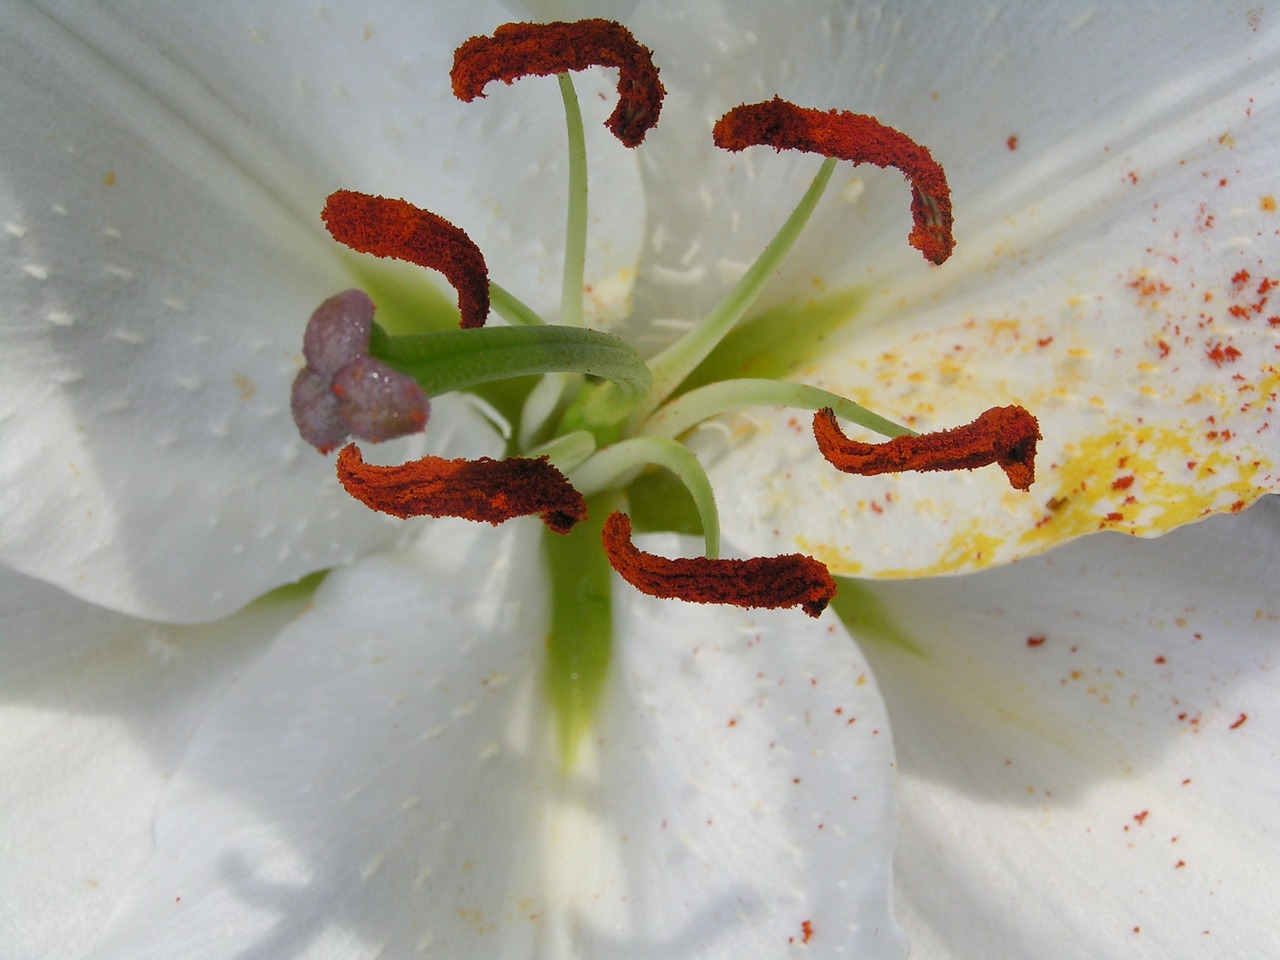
[88,519,901,959]
[629,3,1280,574]
[852,497,1280,958]
[0,564,309,960]
[0,0,642,620]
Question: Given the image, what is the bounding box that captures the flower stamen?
[714,96,954,264]
[322,191,490,328]
[813,405,1041,491]
[336,443,587,533]
[451,19,665,147]
[601,512,836,618]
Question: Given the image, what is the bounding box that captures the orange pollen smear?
[451,19,665,148]
[813,405,1041,491]
[601,512,837,619]
[714,96,954,264]
[336,444,587,534]
[321,190,489,329]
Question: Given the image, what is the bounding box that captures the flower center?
[288,18,1040,764]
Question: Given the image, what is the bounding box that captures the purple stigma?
[332,356,431,443]
[291,289,430,453]
[303,288,375,376]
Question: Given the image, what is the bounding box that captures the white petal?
[853,497,1280,958]
[0,564,310,960]
[80,1,647,321]
[700,6,1280,576]
[88,520,902,959]
[0,1,642,619]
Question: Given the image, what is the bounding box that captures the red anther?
[714,97,954,264]
[336,444,587,534]
[451,19,665,148]
[813,405,1040,491]
[601,512,836,618]
[322,191,489,328]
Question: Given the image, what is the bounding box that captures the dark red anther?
[601,512,836,618]
[336,444,587,534]
[813,405,1040,491]
[714,97,954,264]
[451,19,665,147]
[322,191,490,328]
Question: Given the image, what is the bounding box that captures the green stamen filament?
[559,72,589,329]
[490,281,545,326]
[526,430,598,474]
[634,157,837,423]
[569,437,721,558]
[641,378,916,441]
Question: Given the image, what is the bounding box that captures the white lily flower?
[1,2,1277,959]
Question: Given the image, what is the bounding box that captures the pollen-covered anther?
[713,97,954,264]
[601,512,836,618]
[451,19,665,147]
[322,190,489,328]
[336,444,587,534]
[813,405,1041,491]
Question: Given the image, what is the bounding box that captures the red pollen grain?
[813,405,1041,491]
[451,19,665,147]
[1229,712,1248,729]
[713,97,954,264]
[336,443,586,534]
[1026,635,1047,647]
[322,191,489,328]
[600,512,836,618]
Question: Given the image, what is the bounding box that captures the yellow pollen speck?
[875,517,1008,578]
[1261,195,1277,213]
[233,373,255,399]
[1018,421,1267,549]
[102,171,116,186]
[795,535,863,575]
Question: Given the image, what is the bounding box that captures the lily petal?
[85,519,902,959]
[0,564,310,960]
[0,1,642,620]
[855,497,1280,958]
[685,5,1280,576]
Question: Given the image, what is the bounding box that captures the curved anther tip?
[336,444,587,531]
[321,191,490,328]
[713,97,954,264]
[451,19,665,147]
[814,405,1040,491]
[601,512,836,618]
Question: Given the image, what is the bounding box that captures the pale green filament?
[526,429,597,473]
[569,437,721,559]
[515,73,590,447]
[634,157,837,424]
[642,378,916,441]
[490,281,545,326]
[519,371,583,449]
[559,72,588,329]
